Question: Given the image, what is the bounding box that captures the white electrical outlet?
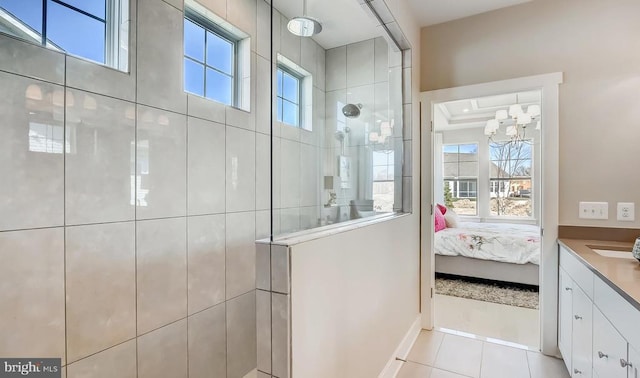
[579,201,609,219]
[617,202,635,221]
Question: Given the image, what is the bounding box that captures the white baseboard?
[378,315,422,378]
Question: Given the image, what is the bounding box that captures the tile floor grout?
[399,329,569,378]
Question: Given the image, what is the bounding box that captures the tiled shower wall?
[324,37,404,216]
[269,8,326,236]
[0,0,271,376]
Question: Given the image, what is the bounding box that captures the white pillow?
[444,210,459,228]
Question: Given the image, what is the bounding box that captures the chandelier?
[484,103,540,145]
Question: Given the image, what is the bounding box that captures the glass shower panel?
[270,0,406,239]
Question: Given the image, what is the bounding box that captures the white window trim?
[277,53,313,131]
[185,0,251,111]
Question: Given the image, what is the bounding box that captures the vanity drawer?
[560,246,594,299]
[594,276,640,349]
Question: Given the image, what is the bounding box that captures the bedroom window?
[489,140,532,217]
[443,143,478,216]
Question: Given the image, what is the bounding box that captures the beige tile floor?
[435,294,540,348]
[397,330,570,378]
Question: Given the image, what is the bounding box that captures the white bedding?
[434,222,541,265]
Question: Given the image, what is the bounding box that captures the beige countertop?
[559,238,640,310]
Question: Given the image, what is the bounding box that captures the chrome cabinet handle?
[574,315,582,320]
[574,368,582,374]
[598,351,608,359]
[621,359,633,368]
[565,287,572,291]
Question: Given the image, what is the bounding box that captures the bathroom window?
[184,14,236,105]
[443,143,478,215]
[0,0,129,70]
[183,4,250,110]
[276,54,312,130]
[277,66,301,127]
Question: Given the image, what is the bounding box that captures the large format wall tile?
[188,303,226,378]
[136,0,186,114]
[187,214,225,315]
[226,126,256,212]
[256,289,271,373]
[0,72,64,231]
[272,292,290,378]
[280,138,301,209]
[138,320,188,378]
[326,46,346,91]
[65,0,137,102]
[226,211,256,299]
[187,117,225,215]
[136,105,187,220]
[227,291,257,378]
[65,89,135,225]
[255,132,271,211]
[0,228,65,363]
[227,0,257,52]
[65,222,136,362]
[137,218,187,334]
[66,340,137,378]
[0,35,65,84]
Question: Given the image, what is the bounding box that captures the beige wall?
[420,0,640,228]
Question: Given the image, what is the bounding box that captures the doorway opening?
[420,73,563,356]
[432,90,542,348]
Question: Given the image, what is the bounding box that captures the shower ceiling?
[274,0,380,49]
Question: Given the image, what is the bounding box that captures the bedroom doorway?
[420,73,563,356]
[432,90,542,348]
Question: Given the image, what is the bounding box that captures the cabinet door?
[628,344,640,378]
[593,307,627,378]
[559,267,573,374]
[572,286,592,378]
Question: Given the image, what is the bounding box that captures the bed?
[434,221,541,286]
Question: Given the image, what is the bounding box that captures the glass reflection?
[271,0,406,237]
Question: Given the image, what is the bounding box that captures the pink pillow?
[435,206,446,232]
[437,204,447,215]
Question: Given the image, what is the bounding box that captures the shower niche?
[270,0,408,238]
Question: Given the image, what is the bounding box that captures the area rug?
[435,274,539,310]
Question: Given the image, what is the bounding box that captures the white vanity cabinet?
[559,244,640,378]
[592,307,627,378]
[559,247,594,378]
[628,345,640,378]
[559,267,573,373]
[572,285,593,377]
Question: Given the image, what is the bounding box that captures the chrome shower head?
[342,103,362,118]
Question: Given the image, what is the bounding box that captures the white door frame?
[419,72,563,356]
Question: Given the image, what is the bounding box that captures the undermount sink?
[590,248,636,259]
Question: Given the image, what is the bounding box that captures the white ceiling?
[273,0,533,50]
[406,0,532,27]
[435,90,541,131]
[274,0,381,49]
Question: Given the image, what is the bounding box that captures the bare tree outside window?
[489,140,532,217]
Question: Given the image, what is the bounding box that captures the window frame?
[0,0,128,70]
[488,139,534,218]
[183,9,239,106]
[442,143,479,216]
[276,64,303,128]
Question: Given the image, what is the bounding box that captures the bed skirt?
[435,254,539,286]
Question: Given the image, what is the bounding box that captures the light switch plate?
[617,202,635,221]
[579,201,609,219]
